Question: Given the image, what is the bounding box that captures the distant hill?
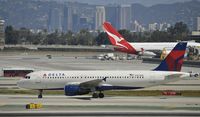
[0,0,200,30]
[132,0,200,30]
[0,0,61,29]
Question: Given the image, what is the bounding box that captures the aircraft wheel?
[99,93,104,98]
[38,94,43,98]
[92,93,98,98]
[38,90,43,98]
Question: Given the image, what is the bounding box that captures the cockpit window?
[25,76,30,79]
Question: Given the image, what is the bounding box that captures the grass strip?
[0,89,200,97]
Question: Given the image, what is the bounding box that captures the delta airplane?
[17,42,191,98]
[103,22,200,56]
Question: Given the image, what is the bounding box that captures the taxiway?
[0,95,200,114]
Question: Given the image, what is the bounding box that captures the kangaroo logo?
[103,27,128,49]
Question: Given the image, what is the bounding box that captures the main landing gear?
[38,89,43,98]
[92,92,104,98]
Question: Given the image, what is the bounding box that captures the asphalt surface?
[0,95,200,114]
[1,111,200,116]
[0,51,200,116]
[0,51,199,72]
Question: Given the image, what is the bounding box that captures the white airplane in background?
[17,42,192,98]
[103,22,200,56]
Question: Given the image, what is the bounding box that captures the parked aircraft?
[103,22,200,56]
[17,42,191,98]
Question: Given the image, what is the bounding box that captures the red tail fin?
[154,42,187,71]
[103,22,136,54]
[103,22,125,45]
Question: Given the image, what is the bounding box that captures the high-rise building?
[197,17,200,31]
[119,5,131,29]
[95,6,105,31]
[133,20,145,32]
[63,6,73,32]
[0,19,5,46]
[149,23,159,32]
[79,17,91,30]
[72,14,80,32]
[48,8,62,32]
[148,22,171,32]
[159,23,171,31]
[105,5,120,29]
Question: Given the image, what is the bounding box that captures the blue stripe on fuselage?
[35,86,144,91]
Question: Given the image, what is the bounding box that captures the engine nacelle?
[64,82,90,96]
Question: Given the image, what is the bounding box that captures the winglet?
[154,42,187,72]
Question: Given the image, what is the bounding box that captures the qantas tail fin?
[103,22,136,54]
[103,22,126,45]
[154,42,187,72]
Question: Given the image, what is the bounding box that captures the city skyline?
[61,0,199,6]
[0,0,199,32]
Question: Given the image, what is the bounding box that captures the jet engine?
[64,82,90,96]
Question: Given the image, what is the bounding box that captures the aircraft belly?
[107,79,152,88]
[43,80,65,90]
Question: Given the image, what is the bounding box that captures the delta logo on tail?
[103,22,137,54]
[154,42,187,72]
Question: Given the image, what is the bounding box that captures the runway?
[0,51,200,116]
[0,95,200,116]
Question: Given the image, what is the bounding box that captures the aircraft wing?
[79,77,107,89]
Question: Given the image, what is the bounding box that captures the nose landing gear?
[38,89,43,98]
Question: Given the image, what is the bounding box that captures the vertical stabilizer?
[103,22,136,54]
[154,42,187,71]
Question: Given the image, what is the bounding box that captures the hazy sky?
[65,0,199,6]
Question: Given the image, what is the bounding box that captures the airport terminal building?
[2,68,34,77]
